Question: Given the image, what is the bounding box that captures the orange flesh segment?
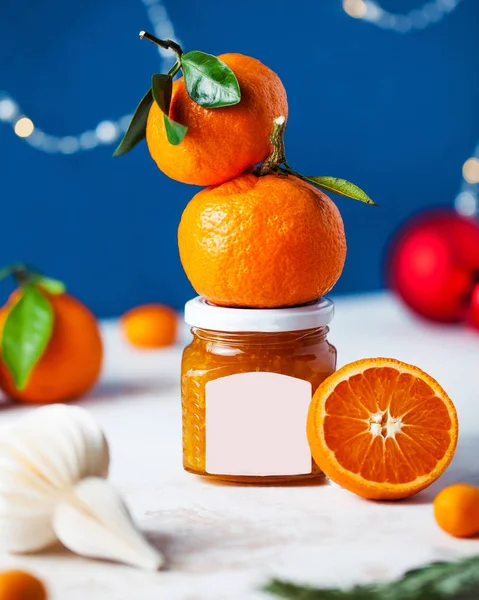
[323,367,454,485]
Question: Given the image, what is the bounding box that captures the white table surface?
[1,292,479,599]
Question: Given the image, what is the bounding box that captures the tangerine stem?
[256,116,289,176]
[168,59,182,79]
[0,262,32,285]
[139,31,183,60]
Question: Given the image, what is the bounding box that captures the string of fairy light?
[0,0,179,154]
[342,0,463,32]
[343,0,479,216]
[1,0,477,214]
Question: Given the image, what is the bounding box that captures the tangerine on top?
[146,53,288,187]
[307,358,458,500]
[178,173,346,309]
[0,290,103,404]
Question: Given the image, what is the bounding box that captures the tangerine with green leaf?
[115,31,376,201]
[114,32,288,187]
[146,53,288,186]
[177,115,375,308]
[0,265,102,404]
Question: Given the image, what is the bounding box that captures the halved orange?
[307,358,458,500]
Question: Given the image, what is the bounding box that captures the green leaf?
[36,276,66,295]
[113,89,153,157]
[181,50,241,108]
[301,176,377,206]
[1,286,54,390]
[151,74,187,144]
[389,558,479,599]
[264,579,375,599]
[264,554,479,600]
[164,114,188,145]
[151,73,173,114]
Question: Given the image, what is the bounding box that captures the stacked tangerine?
[116,33,459,503]
[115,31,375,310]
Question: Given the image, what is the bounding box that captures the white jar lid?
[184,296,334,333]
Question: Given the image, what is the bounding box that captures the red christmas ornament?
[388,210,479,325]
[468,283,479,330]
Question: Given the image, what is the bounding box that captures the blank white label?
[205,372,312,476]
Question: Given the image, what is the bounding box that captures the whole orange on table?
[178,173,346,308]
[307,358,458,500]
[146,53,288,186]
[434,484,479,537]
[0,570,47,600]
[0,277,102,404]
[122,304,177,348]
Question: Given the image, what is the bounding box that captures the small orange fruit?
[0,570,47,600]
[146,53,288,186]
[307,358,458,500]
[178,173,346,308]
[121,304,178,348]
[434,484,479,537]
[0,291,103,404]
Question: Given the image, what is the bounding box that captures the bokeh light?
[0,98,18,122]
[343,0,367,18]
[455,191,478,216]
[96,121,120,144]
[462,158,479,184]
[14,117,34,138]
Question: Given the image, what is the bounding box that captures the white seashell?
[0,405,109,553]
[0,405,163,570]
[54,478,164,570]
[0,404,110,485]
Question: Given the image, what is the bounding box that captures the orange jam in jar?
[181,297,337,483]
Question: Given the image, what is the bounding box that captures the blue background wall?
[1,0,478,316]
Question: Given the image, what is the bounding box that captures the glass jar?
[181,297,337,483]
